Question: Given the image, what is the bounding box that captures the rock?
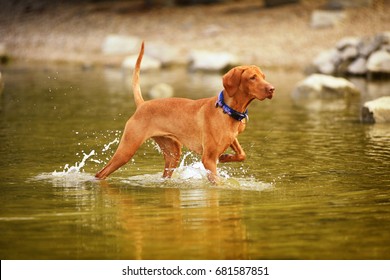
[347,57,367,75]
[101,35,141,55]
[310,33,390,77]
[336,36,361,50]
[313,48,340,75]
[145,42,184,66]
[149,83,174,99]
[362,96,390,123]
[122,54,161,71]
[358,36,382,57]
[367,50,390,74]
[292,74,360,99]
[310,10,346,29]
[340,46,358,61]
[189,50,237,72]
[381,44,390,52]
[378,32,390,45]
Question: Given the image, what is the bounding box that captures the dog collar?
[215,91,249,122]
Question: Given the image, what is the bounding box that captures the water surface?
[0,63,389,259]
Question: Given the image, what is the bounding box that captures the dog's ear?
[223,67,244,97]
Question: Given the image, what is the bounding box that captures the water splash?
[123,152,273,191]
[53,150,96,175]
[102,138,119,152]
[34,133,272,191]
[173,152,209,180]
[34,134,120,185]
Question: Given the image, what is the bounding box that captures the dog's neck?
[215,91,249,122]
[223,89,255,111]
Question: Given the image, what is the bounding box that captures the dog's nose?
[267,85,275,94]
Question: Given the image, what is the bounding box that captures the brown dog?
[95,42,275,183]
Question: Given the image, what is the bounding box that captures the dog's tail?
[132,41,145,107]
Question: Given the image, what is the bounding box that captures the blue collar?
[215,91,248,122]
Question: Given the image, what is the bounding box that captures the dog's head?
[223,65,275,100]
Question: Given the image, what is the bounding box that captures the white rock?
[362,96,390,123]
[292,74,360,99]
[358,36,382,57]
[336,36,361,50]
[101,35,141,55]
[310,10,346,29]
[149,83,174,99]
[122,54,161,71]
[378,32,390,45]
[189,50,237,71]
[347,57,367,75]
[313,48,340,74]
[367,50,390,73]
[340,46,358,60]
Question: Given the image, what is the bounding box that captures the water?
[0,63,389,260]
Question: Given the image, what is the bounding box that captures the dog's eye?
[250,75,257,80]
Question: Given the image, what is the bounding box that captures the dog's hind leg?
[153,136,182,178]
[95,122,147,179]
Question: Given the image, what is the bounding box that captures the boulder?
[358,36,382,57]
[101,35,141,55]
[313,48,340,75]
[292,74,360,99]
[362,96,390,123]
[336,36,361,50]
[148,83,174,99]
[367,50,390,74]
[378,32,390,45]
[122,54,161,71]
[347,57,367,75]
[189,50,237,72]
[310,10,346,29]
[340,46,358,61]
[310,33,390,77]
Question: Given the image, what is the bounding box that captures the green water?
[0,63,389,259]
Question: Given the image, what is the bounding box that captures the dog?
[95,42,275,183]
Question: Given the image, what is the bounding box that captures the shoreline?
[0,0,389,70]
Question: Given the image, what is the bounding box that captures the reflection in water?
[0,64,389,259]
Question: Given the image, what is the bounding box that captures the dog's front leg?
[218,138,246,163]
[202,151,220,184]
